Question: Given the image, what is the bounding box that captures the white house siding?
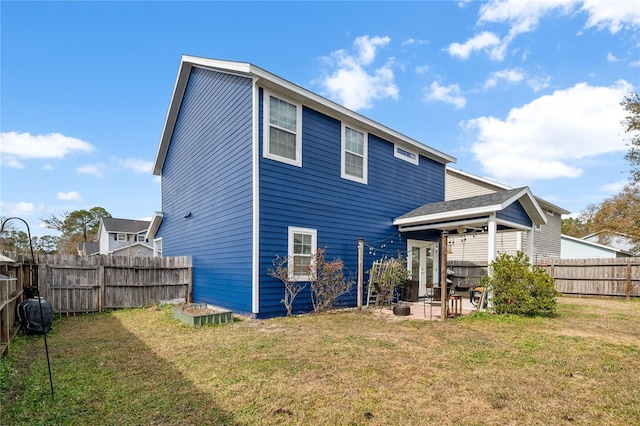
[445,168,564,261]
[99,227,110,254]
[531,212,562,262]
[446,172,499,200]
[447,231,520,262]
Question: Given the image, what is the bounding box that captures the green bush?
[481,251,560,315]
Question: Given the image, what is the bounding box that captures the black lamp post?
[0,217,54,398]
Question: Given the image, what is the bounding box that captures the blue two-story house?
[149,55,546,318]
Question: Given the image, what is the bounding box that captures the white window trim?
[288,226,317,282]
[117,233,127,242]
[341,122,368,184]
[137,233,146,242]
[263,90,302,167]
[394,144,419,165]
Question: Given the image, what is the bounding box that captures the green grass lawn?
[2,297,639,425]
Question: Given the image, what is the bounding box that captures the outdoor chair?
[423,283,440,320]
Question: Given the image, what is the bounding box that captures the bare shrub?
[268,255,306,316]
[308,248,353,313]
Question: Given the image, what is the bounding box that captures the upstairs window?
[394,145,419,165]
[288,227,317,281]
[136,233,146,242]
[264,92,302,167]
[341,124,367,184]
[116,233,127,241]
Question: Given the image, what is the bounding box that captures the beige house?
[445,168,569,264]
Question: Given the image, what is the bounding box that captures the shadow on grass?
[1,308,235,425]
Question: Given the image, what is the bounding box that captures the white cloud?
[457,0,639,61]
[424,81,467,109]
[402,38,429,47]
[478,0,574,37]
[77,162,107,177]
[631,60,640,68]
[606,52,620,62]
[315,35,399,110]
[42,164,54,171]
[0,201,45,217]
[415,65,430,75]
[527,75,552,92]
[117,158,153,174]
[0,132,94,168]
[57,191,82,201]
[463,80,633,183]
[580,0,640,34]
[446,31,502,60]
[484,68,525,89]
[600,180,628,193]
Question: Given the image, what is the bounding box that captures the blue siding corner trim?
[257,88,445,317]
[158,67,255,314]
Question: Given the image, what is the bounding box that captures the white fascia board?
[145,211,164,240]
[153,55,456,177]
[399,218,489,233]
[562,234,634,255]
[393,205,501,226]
[153,59,193,175]
[446,167,512,190]
[190,56,455,165]
[447,167,570,216]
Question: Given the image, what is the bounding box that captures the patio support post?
[526,229,534,262]
[440,233,447,320]
[487,213,497,265]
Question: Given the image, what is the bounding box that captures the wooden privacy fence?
[2,253,192,314]
[537,258,640,298]
[1,253,191,356]
[449,258,640,298]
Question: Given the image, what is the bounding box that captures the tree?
[560,204,598,238]
[41,207,111,254]
[589,184,640,253]
[33,235,59,254]
[622,92,640,183]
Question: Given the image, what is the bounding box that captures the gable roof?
[446,167,570,215]
[394,187,547,231]
[153,55,456,176]
[101,217,150,234]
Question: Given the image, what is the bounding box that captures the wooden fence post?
[626,261,632,300]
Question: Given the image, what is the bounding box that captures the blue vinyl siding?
[158,67,254,313]
[497,200,531,227]
[258,89,445,317]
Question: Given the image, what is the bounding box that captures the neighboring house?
[445,167,570,263]
[97,218,153,256]
[77,241,100,256]
[582,231,637,254]
[148,56,547,318]
[561,234,634,259]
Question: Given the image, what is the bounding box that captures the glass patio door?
[407,240,438,298]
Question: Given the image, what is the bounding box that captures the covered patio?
[391,187,547,319]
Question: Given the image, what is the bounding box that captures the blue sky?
[1,1,639,237]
